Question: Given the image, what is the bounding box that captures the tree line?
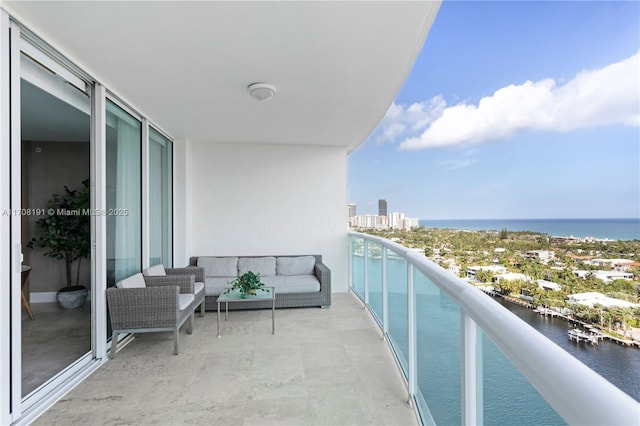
[365,227,640,329]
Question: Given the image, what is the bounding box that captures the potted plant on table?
[225,271,270,299]
[28,179,90,309]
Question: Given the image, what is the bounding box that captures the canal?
[496,297,640,402]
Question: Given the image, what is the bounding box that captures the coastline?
[419,218,640,241]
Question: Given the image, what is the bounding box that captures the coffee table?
[216,287,275,337]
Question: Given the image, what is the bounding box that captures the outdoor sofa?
[186,255,331,310]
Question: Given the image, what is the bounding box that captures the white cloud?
[375,96,446,144]
[388,52,640,151]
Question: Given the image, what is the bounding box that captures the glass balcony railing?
[349,232,638,425]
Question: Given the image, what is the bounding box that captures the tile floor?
[33,292,418,425]
[22,302,91,396]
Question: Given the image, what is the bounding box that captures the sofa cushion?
[276,256,315,276]
[198,257,238,277]
[238,257,276,277]
[116,273,146,289]
[261,275,320,294]
[204,277,235,296]
[143,264,166,276]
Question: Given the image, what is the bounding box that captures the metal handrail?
[349,232,639,425]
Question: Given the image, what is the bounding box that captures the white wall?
[172,138,190,267]
[188,142,349,292]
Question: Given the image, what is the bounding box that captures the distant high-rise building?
[347,203,357,218]
[378,199,387,216]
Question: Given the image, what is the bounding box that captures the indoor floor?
[21,301,91,396]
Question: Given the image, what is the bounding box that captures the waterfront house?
[492,272,532,283]
[536,279,562,291]
[591,270,634,283]
[466,265,508,281]
[567,292,640,309]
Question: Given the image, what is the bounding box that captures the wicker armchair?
[143,265,205,317]
[107,273,195,357]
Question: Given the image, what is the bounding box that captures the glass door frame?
[5,20,108,424]
[0,10,13,426]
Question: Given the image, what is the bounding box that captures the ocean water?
[419,218,640,241]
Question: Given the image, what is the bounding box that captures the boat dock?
[476,286,640,348]
[568,328,599,345]
[534,307,560,317]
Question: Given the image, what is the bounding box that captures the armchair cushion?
[144,264,166,276]
[116,272,146,289]
[179,293,195,311]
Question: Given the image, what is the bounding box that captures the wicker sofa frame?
[186,254,331,310]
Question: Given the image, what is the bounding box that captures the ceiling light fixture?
[247,82,276,101]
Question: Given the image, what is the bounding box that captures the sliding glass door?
[148,128,172,267]
[105,100,141,287]
[20,49,92,399]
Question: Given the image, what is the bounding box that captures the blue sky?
[347,1,640,220]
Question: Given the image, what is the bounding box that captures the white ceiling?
[4,1,440,151]
[21,79,90,142]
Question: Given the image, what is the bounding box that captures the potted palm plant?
[225,271,269,299]
[28,179,90,309]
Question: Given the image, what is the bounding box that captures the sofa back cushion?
[238,257,276,277]
[276,256,316,276]
[198,257,238,277]
[116,272,146,289]
[143,264,166,276]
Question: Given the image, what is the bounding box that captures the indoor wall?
[22,140,90,300]
[187,142,349,291]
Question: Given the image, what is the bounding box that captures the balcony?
[32,233,639,425]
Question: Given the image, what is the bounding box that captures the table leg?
[217,301,221,338]
[21,290,35,320]
[225,301,228,320]
[272,297,275,334]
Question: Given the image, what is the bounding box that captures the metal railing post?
[348,236,352,290]
[407,262,416,405]
[382,247,388,339]
[363,239,369,307]
[462,312,479,425]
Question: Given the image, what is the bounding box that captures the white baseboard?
[30,291,92,303]
[30,292,57,303]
